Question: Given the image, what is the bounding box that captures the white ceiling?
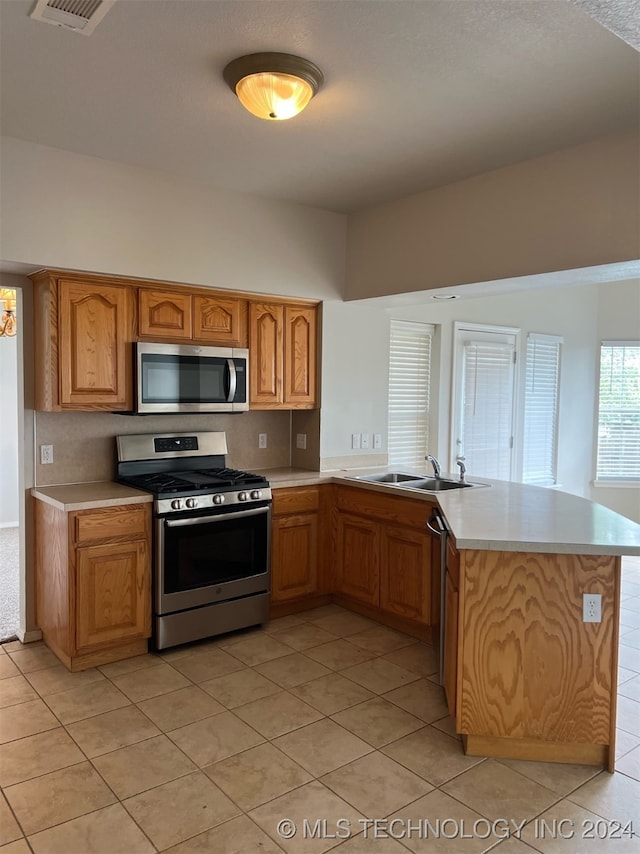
[1,0,638,214]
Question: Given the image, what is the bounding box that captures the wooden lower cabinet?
[271,486,330,614]
[35,500,151,671]
[272,513,318,602]
[333,486,435,637]
[75,540,149,653]
[380,524,431,623]
[335,513,380,606]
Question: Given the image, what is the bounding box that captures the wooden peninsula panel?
[458,549,619,766]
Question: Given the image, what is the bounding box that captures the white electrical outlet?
[361,433,371,449]
[296,433,307,450]
[40,444,54,465]
[258,433,267,449]
[373,433,382,449]
[352,433,361,450]
[583,593,602,623]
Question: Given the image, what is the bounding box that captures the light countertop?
[31,482,153,512]
[31,468,640,555]
[262,467,640,557]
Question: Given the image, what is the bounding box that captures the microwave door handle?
[226,358,237,403]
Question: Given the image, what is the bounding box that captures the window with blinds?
[459,339,515,479]
[596,342,640,481]
[388,320,434,467]
[522,334,562,486]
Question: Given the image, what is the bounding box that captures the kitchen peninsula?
[265,470,640,773]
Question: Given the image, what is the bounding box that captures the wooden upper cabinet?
[139,290,247,346]
[58,280,131,409]
[284,306,317,407]
[193,296,246,346]
[249,302,284,406]
[249,301,318,409]
[138,289,192,340]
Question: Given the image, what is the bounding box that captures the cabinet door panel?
[139,290,192,339]
[76,541,150,652]
[194,296,246,346]
[272,514,318,602]
[444,571,458,718]
[284,306,316,407]
[380,525,431,623]
[59,281,130,408]
[336,514,379,606]
[249,303,284,406]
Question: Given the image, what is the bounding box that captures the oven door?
[155,503,271,615]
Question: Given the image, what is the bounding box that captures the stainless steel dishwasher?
[426,507,449,686]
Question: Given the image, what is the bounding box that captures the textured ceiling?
[1,0,638,213]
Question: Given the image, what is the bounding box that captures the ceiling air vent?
[30,0,115,35]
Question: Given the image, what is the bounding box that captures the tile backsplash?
[35,410,297,486]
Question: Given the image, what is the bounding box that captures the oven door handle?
[165,505,269,527]
[226,358,237,403]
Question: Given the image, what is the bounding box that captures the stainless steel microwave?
[135,343,249,414]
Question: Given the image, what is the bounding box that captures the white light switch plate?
[352,433,361,449]
[361,433,371,449]
[296,433,307,450]
[258,433,267,449]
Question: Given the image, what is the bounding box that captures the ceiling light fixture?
[432,294,459,300]
[223,52,324,121]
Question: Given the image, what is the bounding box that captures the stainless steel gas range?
[116,431,272,650]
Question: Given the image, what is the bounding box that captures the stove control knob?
[250,490,262,500]
[185,498,197,509]
[213,494,225,505]
[171,499,183,510]
[238,491,248,502]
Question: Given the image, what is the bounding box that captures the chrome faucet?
[425,454,441,478]
[456,456,466,482]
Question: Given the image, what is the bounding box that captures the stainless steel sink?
[348,472,486,493]
[405,478,475,491]
[355,472,422,483]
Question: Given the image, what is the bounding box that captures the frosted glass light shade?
[236,72,314,120]
[224,53,323,121]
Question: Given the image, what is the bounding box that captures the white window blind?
[388,320,433,467]
[460,340,515,479]
[596,342,640,481]
[522,334,562,486]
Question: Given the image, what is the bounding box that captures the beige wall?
[345,130,640,300]
[0,137,346,302]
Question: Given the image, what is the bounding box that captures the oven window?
[141,354,227,404]
[163,509,269,593]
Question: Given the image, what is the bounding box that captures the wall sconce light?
[0,289,16,337]
[223,52,324,121]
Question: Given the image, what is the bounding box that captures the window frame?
[594,340,640,485]
[522,332,563,487]
[387,319,435,469]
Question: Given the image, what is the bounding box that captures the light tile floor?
[0,557,638,853]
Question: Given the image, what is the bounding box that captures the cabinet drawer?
[74,506,148,545]
[272,486,319,516]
